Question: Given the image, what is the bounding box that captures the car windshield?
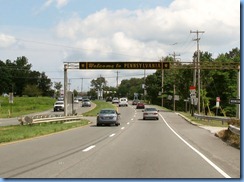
[100,110,116,114]
[55,101,63,104]
[83,99,90,102]
[145,108,157,111]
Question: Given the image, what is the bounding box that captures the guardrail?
[228,125,240,136]
[193,113,232,124]
[18,114,84,125]
[193,113,240,135]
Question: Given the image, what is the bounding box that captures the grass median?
[0,100,116,144]
[0,120,90,144]
[82,100,117,116]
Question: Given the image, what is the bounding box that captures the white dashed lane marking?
[82,145,95,152]
[109,133,116,137]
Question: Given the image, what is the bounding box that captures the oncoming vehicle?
[119,98,128,107]
[112,97,119,104]
[97,108,120,126]
[82,99,91,107]
[53,101,64,112]
[132,99,139,105]
[143,108,159,120]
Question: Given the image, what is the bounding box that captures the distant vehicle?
[76,96,83,101]
[132,99,139,105]
[57,97,64,101]
[112,97,119,104]
[106,97,113,102]
[136,102,145,109]
[53,101,64,112]
[74,98,79,104]
[82,96,89,101]
[82,99,91,107]
[143,108,159,120]
[119,98,128,107]
[97,108,120,126]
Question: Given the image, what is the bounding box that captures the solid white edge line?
[82,145,95,152]
[159,113,231,178]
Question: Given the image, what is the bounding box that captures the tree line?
[0,48,240,117]
[0,56,53,97]
[88,48,240,117]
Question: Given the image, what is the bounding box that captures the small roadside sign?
[189,86,196,90]
[229,98,240,104]
[9,93,14,104]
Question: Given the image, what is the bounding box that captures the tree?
[0,56,54,97]
[118,78,144,99]
[22,84,42,97]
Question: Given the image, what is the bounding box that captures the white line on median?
[82,145,95,152]
[159,113,231,178]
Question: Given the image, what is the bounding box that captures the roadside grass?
[0,100,116,144]
[82,100,117,116]
[0,120,89,144]
[0,96,55,118]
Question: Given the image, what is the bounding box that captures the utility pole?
[115,71,120,88]
[169,52,180,112]
[144,69,146,102]
[80,78,83,93]
[161,58,164,107]
[64,64,68,116]
[190,30,205,114]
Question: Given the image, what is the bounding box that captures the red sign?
[189,86,196,90]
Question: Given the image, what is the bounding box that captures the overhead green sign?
[79,62,170,69]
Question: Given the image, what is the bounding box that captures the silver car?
[82,99,91,107]
[143,108,159,120]
[97,108,120,126]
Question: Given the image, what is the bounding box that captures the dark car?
[106,97,113,102]
[82,99,91,107]
[132,99,140,105]
[136,102,145,109]
[97,108,120,126]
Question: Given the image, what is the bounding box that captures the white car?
[53,101,64,112]
[119,98,128,107]
[112,97,119,104]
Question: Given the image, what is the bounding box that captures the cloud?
[54,0,239,63]
[44,0,69,8]
[0,33,17,48]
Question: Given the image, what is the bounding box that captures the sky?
[0,0,240,92]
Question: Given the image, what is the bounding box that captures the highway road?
[0,103,240,178]
[0,102,94,126]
